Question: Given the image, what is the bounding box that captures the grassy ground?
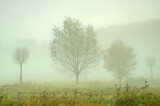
[0,82,160,106]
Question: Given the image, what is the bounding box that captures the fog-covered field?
[0,0,160,105]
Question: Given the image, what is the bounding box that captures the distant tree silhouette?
[146,56,156,81]
[13,47,29,85]
[103,40,137,84]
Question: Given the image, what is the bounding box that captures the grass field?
[0,81,160,106]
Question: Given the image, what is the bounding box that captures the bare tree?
[103,40,137,84]
[50,17,100,86]
[146,56,156,81]
[13,47,29,85]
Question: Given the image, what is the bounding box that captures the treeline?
[12,17,156,86]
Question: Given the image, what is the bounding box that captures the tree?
[13,47,29,85]
[50,17,100,86]
[146,56,156,81]
[103,40,137,84]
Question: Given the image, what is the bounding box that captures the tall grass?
[0,82,160,105]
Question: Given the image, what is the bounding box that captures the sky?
[0,0,160,84]
[0,0,160,43]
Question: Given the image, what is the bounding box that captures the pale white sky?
[0,0,160,43]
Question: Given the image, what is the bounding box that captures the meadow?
[0,81,160,106]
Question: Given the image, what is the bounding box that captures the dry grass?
[0,81,160,106]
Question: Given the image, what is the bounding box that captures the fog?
[0,0,160,85]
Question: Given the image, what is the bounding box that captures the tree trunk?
[150,67,153,81]
[76,74,79,86]
[119,77,121,85]
[20,64,22,85]
[118,70,121,84]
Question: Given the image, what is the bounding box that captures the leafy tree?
[146,56,156,81]
[50,17,100,86]
[13,47,29,85]
[103,40,137,84]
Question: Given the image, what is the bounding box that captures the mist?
[1,1,160,105]
[0,0,160,85]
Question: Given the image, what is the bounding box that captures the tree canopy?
[50,17,100,85]
[103,40,137,83]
